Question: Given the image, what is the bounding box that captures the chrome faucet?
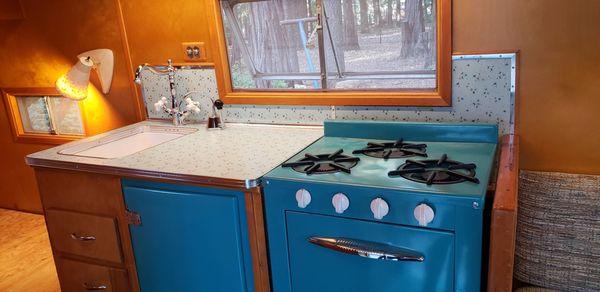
[134,59,200,126]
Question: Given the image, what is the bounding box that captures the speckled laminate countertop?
[26,121,323,188]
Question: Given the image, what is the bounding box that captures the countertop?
[26,121,323,189]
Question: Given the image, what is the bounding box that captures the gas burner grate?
[282,149,360,175]
[388,154,479,185]
[352,138,427,159]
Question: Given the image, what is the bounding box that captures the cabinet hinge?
[125,210,142,226]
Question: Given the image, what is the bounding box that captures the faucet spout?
[133,62,172,84]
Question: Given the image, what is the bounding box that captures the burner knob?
[414,203,435,227]
[370,198,389,220]
[295,189,312,208]
[332,193,350,214]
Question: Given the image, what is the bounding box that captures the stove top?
[281,149,360,175]
[388,154,479,185]
[265,121,498,198]
[352,139,428,159]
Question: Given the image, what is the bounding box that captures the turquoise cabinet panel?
[122,180,254,292]
[286,212,455,292]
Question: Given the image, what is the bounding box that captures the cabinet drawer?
[46,209,123,263]
[35,168,123,215]
[56,258,129,291]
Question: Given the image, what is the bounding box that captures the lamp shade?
[56,56,93,100]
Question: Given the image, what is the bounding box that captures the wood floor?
[0,208,60,292]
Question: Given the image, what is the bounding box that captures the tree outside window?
[220,0,437,91]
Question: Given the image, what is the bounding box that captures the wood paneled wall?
[453,0,600,175]
[0,0,139,212]
[117,0,214,66]
[0,0,598,212]
[0,0,25,20]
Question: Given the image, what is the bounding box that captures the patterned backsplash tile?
[139,54,516,135]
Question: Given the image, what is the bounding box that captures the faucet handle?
[154,96,168,112]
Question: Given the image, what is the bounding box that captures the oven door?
[286,211,455,292]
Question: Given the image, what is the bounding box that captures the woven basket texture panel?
[515,171,600,291]
[516,287,560,292]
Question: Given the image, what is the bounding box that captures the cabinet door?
[284,212,455,292]
[122,180,254,292]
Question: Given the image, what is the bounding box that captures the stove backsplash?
[139,54,516,135]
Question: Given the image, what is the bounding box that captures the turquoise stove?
[263,120,498,292]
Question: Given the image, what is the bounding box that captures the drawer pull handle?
[83,283,107,290]
[70,233,96,241]
[308,236,425,262]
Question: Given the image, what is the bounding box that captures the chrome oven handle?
[70,233,96,241]
[308,236,425,262]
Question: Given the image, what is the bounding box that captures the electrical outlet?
[181,42,206,62]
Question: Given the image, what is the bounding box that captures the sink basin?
[58,125,197,159]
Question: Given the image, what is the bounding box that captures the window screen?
[220,0,436,90]
[15,96,84,136]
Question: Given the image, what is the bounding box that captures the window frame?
[211,0,452,106]
[1,87,87,145]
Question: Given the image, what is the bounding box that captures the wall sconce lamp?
[56,49,114,100]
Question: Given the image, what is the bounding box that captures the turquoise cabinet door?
[122,180,254,292]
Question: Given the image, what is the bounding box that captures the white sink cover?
[58,125,197,159]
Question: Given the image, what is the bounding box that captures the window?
[2,88,86,144]
[215,0,451,106]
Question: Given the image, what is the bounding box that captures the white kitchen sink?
[58,125,198,159]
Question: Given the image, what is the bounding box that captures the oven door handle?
[308,236,425,262]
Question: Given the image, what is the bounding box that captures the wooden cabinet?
[121,179,255,291]
[34,168,139,291]
[487,135,520,291]
[33,168,271,292]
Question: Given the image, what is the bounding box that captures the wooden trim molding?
[1,87,87,145]
[487,135,520,292]
[114,0,147,122]
[244,187,271,292]
[209,0,452,106]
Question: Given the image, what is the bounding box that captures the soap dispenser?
[207,99,225,130]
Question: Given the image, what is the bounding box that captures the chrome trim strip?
[141,64,214,70]
[26,157,258,190]
[245,178,260,189]
[452,53,517,60]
